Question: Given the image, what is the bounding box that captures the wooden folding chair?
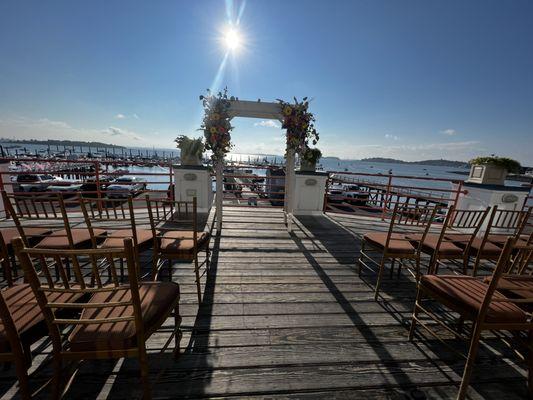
[145,196,210,303]
[1,191,107,280]
[1,243,83,400]
[409,238,533,399]
[13,237,182,400]
[357,202,439,300]
[447,206,531,276]
[407,206,490,275]
[78,195,154,279]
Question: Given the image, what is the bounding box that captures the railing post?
[94,160,102,212]
[381,174,393,221]
[452,180,463,210]
[216,161,223,233]
[168,161,174,201]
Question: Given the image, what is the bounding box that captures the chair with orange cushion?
[0,243,83,399]
[145,196,210,303]
[1,191,107,280]
[406,206,490,275]
[447,206,531,276]
[409,238,533,399]
[358,201,439,300]
[78,195,154,280]
[13,237,182,399]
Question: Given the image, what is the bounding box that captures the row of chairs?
[0,191,211,303]
[358,203,532,399]
[0,237,176,399]
[359,203,531,299]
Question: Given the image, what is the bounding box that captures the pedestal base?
[292,171,328,215]
[173,165,213,213]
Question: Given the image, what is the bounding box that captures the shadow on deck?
[0,207,528,399]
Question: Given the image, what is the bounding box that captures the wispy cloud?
[254,120,280,129]
[384,134,399,140]
[440,128,457,136]
[115,113,126,119]
[132,113,140,120]
[0,115,148,145]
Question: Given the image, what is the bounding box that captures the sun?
[223,28,241,52]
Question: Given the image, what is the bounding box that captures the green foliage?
[277,97,319,156]
[469,156,521,173]
[200,87,233,162]
[301,147,322,164]
[175,135,204,158]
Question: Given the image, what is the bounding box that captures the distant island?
[360,157,469,168]
[0,138,125,148]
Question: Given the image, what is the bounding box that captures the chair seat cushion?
[407,233,463,256]
[446,234,502,256]
[100,228,153,249]
[1,227,52,248]
[484,275,533,300]
[420,275,527,323]
[35,228,106,249]
[68,282,180,352]
[363,232,415,254]
[0,284,81,352]
[159,231,210,256]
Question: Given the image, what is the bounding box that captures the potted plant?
[468,156,521,185]
[175,135,204,166]
[300,147,322,172]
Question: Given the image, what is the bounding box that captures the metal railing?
[0,158,174,210]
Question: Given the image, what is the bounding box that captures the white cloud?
[254,120,281,129]
[384,134,399,140]
[0,116,148,146]
[115,113,126,119]
[132,113,140,120]
[440,129,457,136]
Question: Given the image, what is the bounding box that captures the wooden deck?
[1,207,529,399]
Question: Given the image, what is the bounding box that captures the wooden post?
[216,161,223,232]
[381,174,393,221]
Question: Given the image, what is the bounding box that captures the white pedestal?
[173,166,213,213]
[292,171,328,215]
[451,182,530,232]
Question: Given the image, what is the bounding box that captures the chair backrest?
[79,195,138,247]
[477,238,532,323]
[1,190,73,248]
[145,195,198,239]
[435,206,491,250]
[0,233,13,287]
[486,206,531,236]
[0,289,22,357]
[12,237,144,353]
[505,232,533,275]
[386,202,439,252]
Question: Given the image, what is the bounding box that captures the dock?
[0,207,528,399]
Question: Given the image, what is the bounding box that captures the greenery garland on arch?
[200,87,233,162]
[278,97,319,155]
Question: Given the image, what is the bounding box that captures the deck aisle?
[0,207,528,399]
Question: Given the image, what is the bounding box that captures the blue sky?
[0,0,532,163]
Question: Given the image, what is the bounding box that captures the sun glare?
[223,28,241,51]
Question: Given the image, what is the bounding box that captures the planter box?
[466,164,507,185]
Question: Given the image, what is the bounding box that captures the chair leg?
[389,259,395,279]
[357,239,365,276]
[174,304,182,359]
[409,287,423,341]
[138,346,151,400]
[528,330,533,396]
[151,251,159,281]
[374,256,387,301]
[471,255,481,277]
[457,322,483,400]
[51,354,63,400]
[194,255,202,304]
[13,356,30,400]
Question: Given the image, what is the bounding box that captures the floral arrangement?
[469,156,521,173]
[278,97,319,154]
[200,87,233,162]
[175,135,204,165]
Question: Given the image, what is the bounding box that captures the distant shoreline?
[360,157,469,168]
[0,138,125,148]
